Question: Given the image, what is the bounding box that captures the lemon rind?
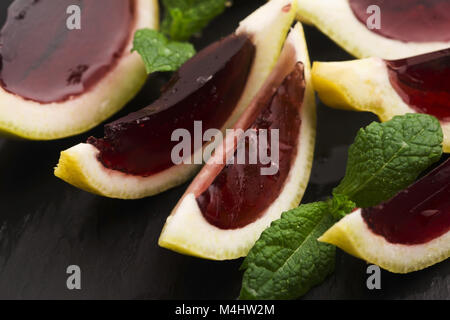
[0,0,159,141]
[159,22,317,260]
[296,0,450,59]
[55,143,198,199]
[312,57,450,153]
[320,209,450,273]
[55,0,298,199]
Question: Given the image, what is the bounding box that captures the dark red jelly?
[386,48,450,122]
[362,158,450,245]
[196,63,305,230]
[349,0,450,42]
[0,0,134,103]
[89,34,255,176]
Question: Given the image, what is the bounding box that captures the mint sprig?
[161,0,228,41]
[240,114,443,300]
[133,1,229,74]
[132,29,195,74]
[334,114,443,208]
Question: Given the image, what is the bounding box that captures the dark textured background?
[0,0,448,300]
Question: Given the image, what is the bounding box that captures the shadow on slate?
[0,0,448,299]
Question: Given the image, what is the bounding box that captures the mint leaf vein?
[333,113,443,208]
[240,202,337,300]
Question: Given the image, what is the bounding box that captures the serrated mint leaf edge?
[239,203,337,300]
[334,114,443,208]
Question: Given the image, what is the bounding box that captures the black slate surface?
[0,0,448,300]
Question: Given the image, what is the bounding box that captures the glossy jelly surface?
[349,0,450,43]
[196,63,305,230]
[89,34,255,176]
[386,49,450,122]
[0,0,134,103]
[362,158,450,245]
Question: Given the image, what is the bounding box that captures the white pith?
[312,57,450,152]
[296,0,450,59]
[56,143,199,199]
[0,0,158,140]
[158,23,317,260]
[55,0,297,199]
[320,209,450,273]
[227,0,298,129]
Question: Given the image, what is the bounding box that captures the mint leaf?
[132,29,196,74]
[334,114,443,208]
[239,114,443,300]
[162,0,228,41]
[240,202,337,300]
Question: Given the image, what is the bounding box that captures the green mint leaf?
[334,114,443,208]
[162,0,228,41]
[239,114,442,300]
[132,29,196,74]
[327,194,356,220]
[240,202,336,300]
